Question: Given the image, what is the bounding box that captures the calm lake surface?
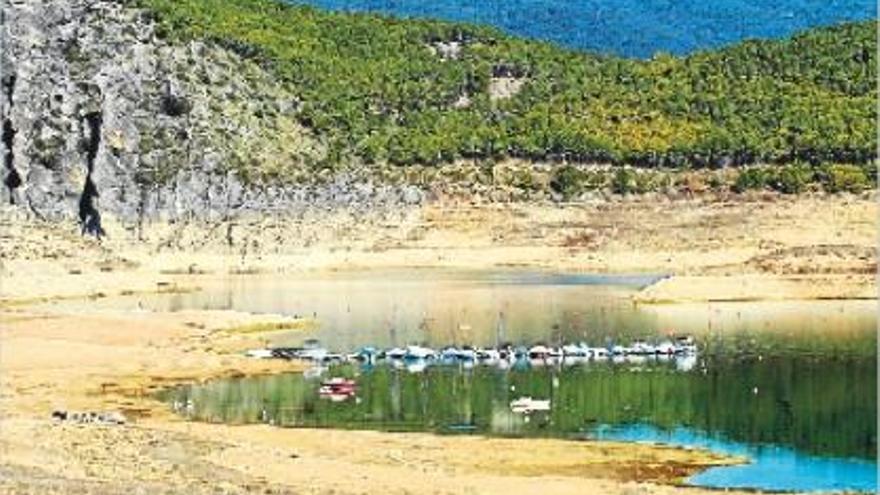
[73,270,875,492]
[82,269,876,355]
[287,0,877,57]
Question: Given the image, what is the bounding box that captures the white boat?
[438,347,459,361]
[675,336,698,355]
[297,348,329,362]
[475,348,501,361]
[348,346,379,362]
[245,348,274,359]
[322,353,345,363]
[656,341,676,355]
[630,341,657,355]
[510,397,551,413]
[610,345,627,356]
[562,344,588,357]
[405,345,436,360]
[455,347,477,361]
[385,347,407,360]
[590,347,609,359]
[528,345,553,359]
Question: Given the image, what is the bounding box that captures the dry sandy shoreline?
[0,194,875,494]
[0,306,744,495]
[2,193,876,305]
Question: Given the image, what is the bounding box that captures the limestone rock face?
[1,0,422,237]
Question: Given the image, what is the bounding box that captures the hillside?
[143,0,876,168]
[0,0,875,229]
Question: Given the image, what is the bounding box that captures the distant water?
[289,0,876,57]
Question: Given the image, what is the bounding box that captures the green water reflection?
[165,356,876,460]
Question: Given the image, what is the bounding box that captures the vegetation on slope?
[140,0,876,170]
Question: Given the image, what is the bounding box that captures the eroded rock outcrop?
[0,0,423,238]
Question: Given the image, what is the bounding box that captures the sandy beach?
[0,193,875,494]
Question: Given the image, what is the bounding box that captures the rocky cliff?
[0,0,423,238]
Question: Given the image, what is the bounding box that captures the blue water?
[290,0,876,57]
[593,424,878,492]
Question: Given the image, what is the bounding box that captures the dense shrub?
[819,164,871,193]
[733,168,769,193]
[611,168,638,195]
[550,165,586,199]
[859,163,878,184]
[769,164,813,194]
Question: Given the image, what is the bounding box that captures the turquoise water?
[595,424,877,492]
[288,0,876,57]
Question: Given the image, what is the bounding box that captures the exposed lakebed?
[58,270,876,492]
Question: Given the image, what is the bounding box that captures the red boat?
[319,378,357,401]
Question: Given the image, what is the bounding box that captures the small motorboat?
[455,346,477,361]
[475,348,501,361]
[590,347,609,359]
[630,340,656,355]
[510,397,551,414]
[270,347,300,360]
[319,377,357,400]
[297,347,329,362]
[245,348,274,359]
[321,353,345,363]
[562,344,588,357]
[320,377,356,390]
[656,341,676,355]
[405,345,436,360]
[675,336,698,355]
[497,345,516,360]
[439,346,460,361]
[385,347,407,360]
[528,344,553,359]
[348,346,379,363]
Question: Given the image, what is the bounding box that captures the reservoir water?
[53,270,876,491]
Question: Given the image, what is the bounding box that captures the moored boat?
[510,396,551,413]
[405,345,436,360]
[245,348,274,359]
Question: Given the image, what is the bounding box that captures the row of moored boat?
[246,336,698,365]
